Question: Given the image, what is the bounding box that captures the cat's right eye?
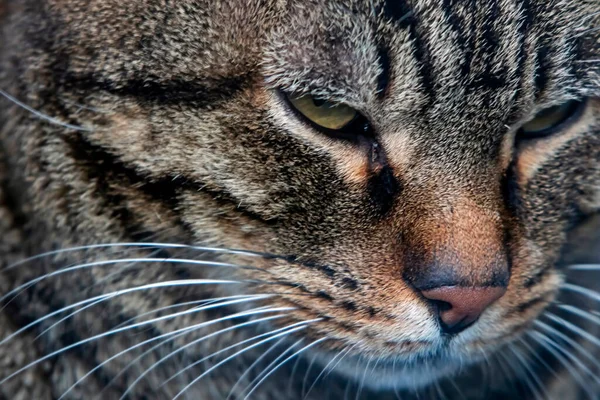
[286,93,359,131]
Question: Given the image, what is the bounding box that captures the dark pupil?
[313,98,327,107]
[536,105,561,120]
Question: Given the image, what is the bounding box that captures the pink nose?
[421,286,506,334]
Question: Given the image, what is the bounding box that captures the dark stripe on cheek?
[340,277,359,291]
[61,73,250,106]
[508,295,549,316]
[316,290,335,302]
[65,132,185,208]
[63,132,277,232]
[340,300,358,311]
[63,133,159,237]
[283,256,339,279]
[523,268,549,289]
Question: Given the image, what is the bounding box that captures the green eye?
[518,100,585,139]
[286,93,358,131]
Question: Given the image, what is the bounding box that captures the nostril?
[426,299,473,334]
[427,299,465,333]
[437,312,477,335]
[430,299,452,313]
[420,286,507,334]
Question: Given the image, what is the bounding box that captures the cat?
[0,0,599,399]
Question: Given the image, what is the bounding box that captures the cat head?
[1,0,599,390]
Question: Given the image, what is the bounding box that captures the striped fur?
[0,0,599,399]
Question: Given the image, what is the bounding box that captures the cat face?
[2,0,599,391]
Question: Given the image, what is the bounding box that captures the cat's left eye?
[518,99,585,139]
[286,93,358,131]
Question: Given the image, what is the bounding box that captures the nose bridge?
[438,198,505,274]
[400,188,510,334]
[401,187,509,289]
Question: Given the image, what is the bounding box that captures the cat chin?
[333,361,456,390]
[310,349,483,391]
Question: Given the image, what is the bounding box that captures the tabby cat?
[0,0,599,399]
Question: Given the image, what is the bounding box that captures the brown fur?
[0,0,599,399]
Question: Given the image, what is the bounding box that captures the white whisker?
[242,337,329,400]
[325,342,359,380]
[0,280,246,346]
[0,89,93,131]
[240,338,304,398]
[1,257,261,306]
[343,374,352,400]
[287,347,303,395]
[171,323,318,400]
[534,318,600,382]
[4,242,277,273]
[448,376,468,400]
[0,292,268,383]
[303,345,349,399]
[552,306,600,341]
[114,297,239,329]
[117,310,292,400]
[509,344,545,400]
[528,330,596,399]
[494,350,519,392]
[33,249,164,336]
[355,353,375,400]
[226,337,288,400]
[518,335,560,381]
[83,249,164,293]
[434,378,449,400]
[59,309,288,400]
[301,352,318,398]
[35,297,109,340]
[566,264,600,270]
[163,318,322,387]
[560,283,600,303]
[99,306,283,395]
